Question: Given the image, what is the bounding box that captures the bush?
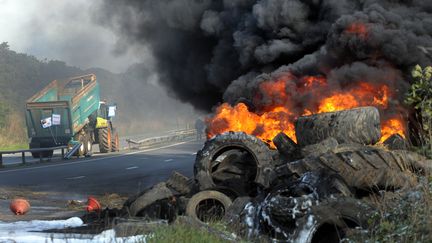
[405,65,432,153]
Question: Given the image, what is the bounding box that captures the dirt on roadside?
[0,186,128,222]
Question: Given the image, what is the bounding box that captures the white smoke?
[0,0,143,72]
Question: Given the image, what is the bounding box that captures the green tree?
[0,101,10,129]
[405,65,432,151]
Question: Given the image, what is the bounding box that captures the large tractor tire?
[300,137,339,158]
[277,146,419,191]
[295,106,381,146]
[194,132,275,196]
[186,190,232,223]
[111,132,119,152]
[98,126,112,153]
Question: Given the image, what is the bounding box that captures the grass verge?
[0,142,28,151]
[144,221,233,243]
[0,112,27,151]
[346,176,432,242]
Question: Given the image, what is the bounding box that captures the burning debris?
[93,1,432,240]
[100,0,432,114]
[83,107,430,242]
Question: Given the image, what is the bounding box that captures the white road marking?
[164,159,173,162]
[191,152,197,155]
[65,176,85,180]
[0,140,193,174]
[126,166,138,170]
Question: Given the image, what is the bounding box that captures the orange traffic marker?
[86,196,101,212]
[10,199,30,215]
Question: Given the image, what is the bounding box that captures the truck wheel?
[44,150,54,158]
[31,152,40,158]
[32,150,53,158]
[98,127,112,153]
[111,132,119,152]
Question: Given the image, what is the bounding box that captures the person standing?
[195,118,205,140]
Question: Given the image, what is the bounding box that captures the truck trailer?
[25,74,119,158]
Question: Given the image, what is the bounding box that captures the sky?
[0,0,144,73]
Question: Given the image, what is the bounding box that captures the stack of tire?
[124,106,431,242]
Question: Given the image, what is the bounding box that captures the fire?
[318,83,389,113]
[380,118,406,142]
[302,76,327,87]
[206,103,296,146]
[207,74,405,147]
[345,22,368,39]
[318,93,358,113]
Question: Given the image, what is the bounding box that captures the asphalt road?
[0,140,203,196]
[0,130,184,166]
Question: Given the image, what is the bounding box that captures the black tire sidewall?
[194,132,275,191]
[186,190,233,223]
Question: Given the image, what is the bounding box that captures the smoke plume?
[98,0,432,113]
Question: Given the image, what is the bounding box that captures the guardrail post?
[21,152,26,164]
[0,153,2,167]
[61,148,65,159]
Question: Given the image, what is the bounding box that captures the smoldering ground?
[96,0,432,114]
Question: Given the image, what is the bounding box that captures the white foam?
[0,218,147,243]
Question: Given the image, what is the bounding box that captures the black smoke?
[98,0,432,111]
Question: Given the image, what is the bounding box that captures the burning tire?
[295,106,381,146]
[186,190,232,223]
[194,132,275,196]
[288,197,373,243]
[98,126,112,153]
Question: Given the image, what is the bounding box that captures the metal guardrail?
[0,129,198,167]
[126,129,197,149]
[0,146,67,167]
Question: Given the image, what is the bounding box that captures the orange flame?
[380,118,406,142]
[318,83,389,113]
[345,22,368,39]
[207,75,405,146]
[206,103,295,147]
[302,76,327,87]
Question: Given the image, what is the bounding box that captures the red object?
[86,196,101,212]
[10,199,30,215]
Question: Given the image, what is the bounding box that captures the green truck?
[25,74,119,158]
